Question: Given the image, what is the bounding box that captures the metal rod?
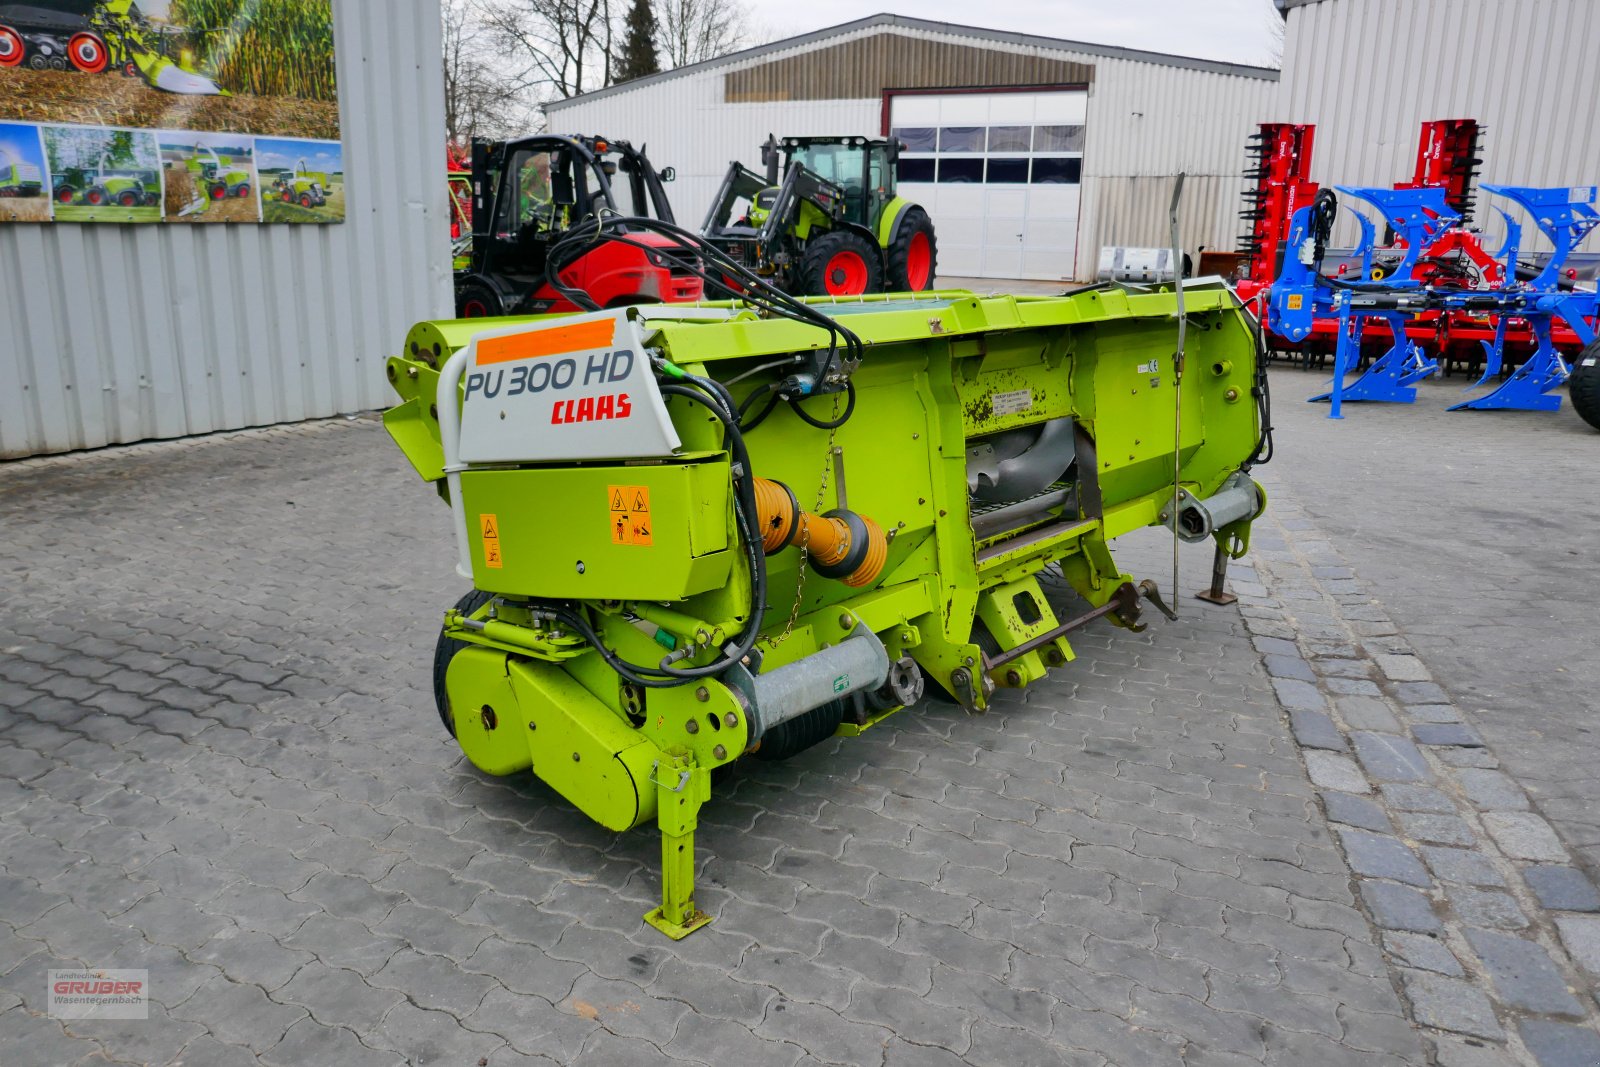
[1195,540,1239,606]
[982,584,1136,670]
[1168,172,1187,621]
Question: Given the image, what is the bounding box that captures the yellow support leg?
[643,752,713,940]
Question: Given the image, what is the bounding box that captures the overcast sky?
[743,0,1285,68]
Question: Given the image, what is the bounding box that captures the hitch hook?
[1137,579,1180,622]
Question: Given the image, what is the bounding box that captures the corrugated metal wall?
[1277,0,1600,249]
[548,21,1275,281]
[0,0,453,459]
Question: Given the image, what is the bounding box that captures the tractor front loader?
[702,134,938,297]
[384,278,1269,938]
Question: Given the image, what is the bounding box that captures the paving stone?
[1454,769,1530,812]
[1438,748,1499,769]
[1360,882,1442,933]
[1334,696,1402,733]
[1324,677,1382,697]
[1271,678,1327,711]
[1395,811,1476,847]
[1463,928,1585,1016]
[1412,723,1484,747]
[1399,968,1503,1040]
[1304,751,1371,794]
[1264,654,1316,682]
[1380,784,1457,814]
[1383,931,1463,976]
[1552,913,1600,980]
[1482,812,1570,862]
[1523,866,1600,913]
[1319,791,1391,833]
[1336,827,1429,887]
[1375,654,1429,682]
[1448,887,1529,931]
[1432,1034,1518,1067]
[1393,682,1450,705]
[1289,710,1346,751]
[1419,846,1506,889]
[1518,1020,1600,1067]
[1407,704,1464,724]
[1351,732,1430,784]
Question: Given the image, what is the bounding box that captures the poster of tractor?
[43,123,161,221]
[0,120,50,221]
[159,130,257,221]
[0,0,339,224]
[256,136,341,222]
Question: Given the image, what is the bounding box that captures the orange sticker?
[475,319,617,365]
[607,485,652,547]
[479,512,503,568]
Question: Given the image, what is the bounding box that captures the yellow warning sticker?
[1287,294,1303,310]
[479,513,503,568]
[607,485,653,547]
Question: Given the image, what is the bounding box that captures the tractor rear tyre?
[119,191,138,207]
[798,230,882,297]
[432,589,494,737]
[1570,339,1600,432]
[300,193,313,208]
[456,280,502,319]
[235,184,250,199]
[886,207,938,292]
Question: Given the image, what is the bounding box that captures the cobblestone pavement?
[0,418,1428,1066]
[1258,367,1600,879]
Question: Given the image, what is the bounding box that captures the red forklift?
[455,133,702,317]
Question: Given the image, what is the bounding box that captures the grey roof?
[544,12,1278,112]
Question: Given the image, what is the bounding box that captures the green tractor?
[273,158,327,208]
[702,134,938,296]
[83,152,157,207]
[194,146,251,201]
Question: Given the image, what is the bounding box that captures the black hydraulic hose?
[786,380,856,430]
[553,376,768,688]
[540,212,866,420]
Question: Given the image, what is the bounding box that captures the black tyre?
[432,589,494,737]
[456,279,503,319]
[796,230,883,297]
[1570,339,1600,432]
[885,207,938,292]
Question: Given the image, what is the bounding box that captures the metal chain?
[773,392,841,645]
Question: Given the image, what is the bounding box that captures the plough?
[1269,183,1600,417]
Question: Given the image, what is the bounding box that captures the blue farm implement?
[1268,183,1600,417]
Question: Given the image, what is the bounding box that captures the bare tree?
[442,0,520,143]
[1263,0,1286,67]
[657,0,748,69]
[480,0,617,99]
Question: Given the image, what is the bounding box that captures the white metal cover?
[457,310,680,464]
[889,90,1086,280]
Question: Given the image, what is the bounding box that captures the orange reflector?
[475,319,616,365]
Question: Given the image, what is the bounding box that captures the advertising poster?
[0,0,340,224]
